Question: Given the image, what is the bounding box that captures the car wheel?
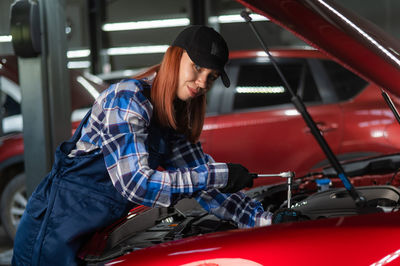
[0,173,27,240]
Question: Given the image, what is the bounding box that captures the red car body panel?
[339,85,395,154]
[110,211,400,266]
[0,134,24,162]
[203,101,343,184]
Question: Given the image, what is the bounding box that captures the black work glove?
[272,208,305,224]
[219,163,254,193]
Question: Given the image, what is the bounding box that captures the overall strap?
[137,79,151,100]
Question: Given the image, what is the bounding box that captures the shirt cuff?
[207,163,228,190]
[255,211,273,227]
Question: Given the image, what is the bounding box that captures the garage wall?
[0,0,14,54]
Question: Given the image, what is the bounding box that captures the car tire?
[0,173,27,241]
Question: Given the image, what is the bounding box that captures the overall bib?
[12,110,135,266]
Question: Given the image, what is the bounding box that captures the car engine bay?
[80,153,400,264]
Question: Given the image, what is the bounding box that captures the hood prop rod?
[240,10,366,207]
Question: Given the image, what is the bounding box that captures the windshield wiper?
[241,10,366,207]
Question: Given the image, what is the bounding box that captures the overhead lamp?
[0,35,12,43]
[106,45,169,56]
[67,49,91,58]
[103,18,189,32]
[102,13,268,33]
[67,61,90,69]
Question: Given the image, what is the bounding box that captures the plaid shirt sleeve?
[195,189,272,228]
[165,136,272,228]
[100,80,227,208]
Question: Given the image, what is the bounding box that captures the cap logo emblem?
[211,42,219,56]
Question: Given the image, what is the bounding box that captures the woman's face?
[177,51,220,101]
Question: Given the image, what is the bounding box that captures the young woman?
[12,25,272,266]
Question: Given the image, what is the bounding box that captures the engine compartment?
[80,154,400,264]
[82,185,400,264]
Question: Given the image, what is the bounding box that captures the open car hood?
[237,0,400,97]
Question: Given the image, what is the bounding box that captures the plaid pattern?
[69,78,271,228]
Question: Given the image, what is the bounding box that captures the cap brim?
[220,71,230,87]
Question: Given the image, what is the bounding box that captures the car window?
[0,76,21,118]
[1,93,20,117]
[233,60,320,111]
[321,60,368,101]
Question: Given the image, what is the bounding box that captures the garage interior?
[0,0,399,265]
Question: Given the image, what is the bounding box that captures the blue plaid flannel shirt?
[69,78,271,228]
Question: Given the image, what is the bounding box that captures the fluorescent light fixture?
[107,45,169,56]
[236,86,285,94]
[68,61,91,69]
[0,35,12,42]
[67,49,91,59]
[209,14,269,24]
[76,76,100,99]
[102,13,267,32]
[103,18,189,32]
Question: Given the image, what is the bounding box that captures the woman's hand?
[219,163,254,193]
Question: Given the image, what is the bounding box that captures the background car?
[0,55,108,240]
[202,49,400,186]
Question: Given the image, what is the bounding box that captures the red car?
[202,48,400,186]
[0,55,108,240]
[77,0,400,265]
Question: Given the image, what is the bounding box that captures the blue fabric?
[12,111,134,266]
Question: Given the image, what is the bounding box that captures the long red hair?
[133,46,206,143]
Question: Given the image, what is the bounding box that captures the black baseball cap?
[172,25,230,87]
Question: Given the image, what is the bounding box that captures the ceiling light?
[103,18,189,32]
[67,49,91,58]
[68,61,91,69]
[106,45,169,56]
[0,35,12,43]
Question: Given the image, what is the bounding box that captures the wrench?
[251,171,295,208]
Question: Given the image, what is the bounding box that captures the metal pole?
[19,0,70,196]
[189,0,206,25]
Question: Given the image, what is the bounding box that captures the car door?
[202,57,344,181]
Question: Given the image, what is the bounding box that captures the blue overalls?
[12,110,136,265]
